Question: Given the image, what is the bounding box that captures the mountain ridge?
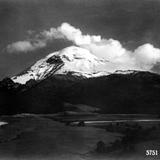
[0,70,160,115]
[11,46,111,84]
[0,46,160,115]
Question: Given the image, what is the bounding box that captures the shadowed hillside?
[0,71,160,115]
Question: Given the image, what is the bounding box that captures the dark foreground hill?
[0,71,160,115]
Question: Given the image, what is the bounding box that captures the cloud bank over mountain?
[6,22,160,71]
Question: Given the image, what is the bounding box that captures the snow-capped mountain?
[1,45,160,114]
[12,46,111,84]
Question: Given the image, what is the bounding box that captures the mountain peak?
[56,46,99,61]
[12,46,109,84]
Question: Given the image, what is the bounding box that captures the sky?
[1,0,160,79]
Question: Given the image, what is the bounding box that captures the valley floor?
[0,114,160,160]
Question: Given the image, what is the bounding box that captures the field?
[0,114,160,160]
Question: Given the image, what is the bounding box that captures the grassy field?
[0,114,160,160]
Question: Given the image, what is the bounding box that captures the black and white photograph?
[0,0,160,159]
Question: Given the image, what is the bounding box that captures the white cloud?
[57,22,101,45]
[6,22,160,71]
[41,28,64,40]
[7,40,46,53]
[134,43,160,70]
[55,23,160,71]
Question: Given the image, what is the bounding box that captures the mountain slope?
[0,46,160,115]
[1,71,160,115]
[15,71,160,114]
[12,46,110,84]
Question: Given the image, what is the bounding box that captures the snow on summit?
[12,46,110,84]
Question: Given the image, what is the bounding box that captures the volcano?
[0,46,160,115]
